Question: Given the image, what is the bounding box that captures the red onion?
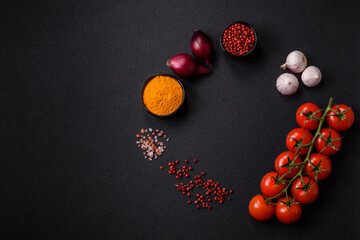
[190,30,213,66]
[166,53,210,78]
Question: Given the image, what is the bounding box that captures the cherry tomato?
[326,104,354,131]
[260,172,287,198]
[275,197,302,224]
[274,151,302,179]
[314,128,342,156]
[286,128,313,155]
[305,153,332,181]
[296,103,323,130]
[249,195,275,221]
[291,176,319,204]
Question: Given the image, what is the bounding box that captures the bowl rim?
[140,74,185,117]
[219,21,258,58]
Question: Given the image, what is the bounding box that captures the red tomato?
[291,176,319,204]
[249,195,275,221]
[286,128,314,155]
[260,172,287,198]
[305,153,332,181]
[326,104,355,131]
[275,197,302,224]
[314,128,342,156]
[296,103,323,130]
[274,151,302,179]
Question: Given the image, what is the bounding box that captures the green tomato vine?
[265,97,334,204]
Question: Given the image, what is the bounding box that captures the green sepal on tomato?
[260,172,287,198]
[249,195,275,221]
[314,128,342,156]
[291,176,319,204]
[305,153,332,181]
[275,197,302,224]
[296,103,323,130]
[326,104,354,131]
[286,128,313,155]
[274,151,302,179]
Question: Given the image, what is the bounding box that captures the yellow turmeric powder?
[142,75,184,116]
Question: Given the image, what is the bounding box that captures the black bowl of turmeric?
[141,74,185,117]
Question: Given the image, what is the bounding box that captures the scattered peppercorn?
[162,158,233,210]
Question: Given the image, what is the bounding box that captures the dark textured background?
[1,0,360,239]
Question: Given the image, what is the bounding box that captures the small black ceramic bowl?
[140,74,185,117]
[220,21,258,59]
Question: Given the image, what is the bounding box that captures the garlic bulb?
[276,73,299,95]
[281,50,307,73]
[301,66,322,87]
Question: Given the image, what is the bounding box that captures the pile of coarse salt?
[136,128,169,161]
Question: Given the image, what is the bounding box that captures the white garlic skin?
[301,66,322,87]
[281,50,307,73]
[276,73,299,95]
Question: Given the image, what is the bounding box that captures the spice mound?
[142,75,184,116]
[160,158,233,210]
[136,128,169,161]
[221,22,256,56]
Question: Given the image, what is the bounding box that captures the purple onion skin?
[190,30,213,66]
[166,54,210,78]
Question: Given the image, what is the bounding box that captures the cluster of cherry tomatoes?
[249,100,354,224]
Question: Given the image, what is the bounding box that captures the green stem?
[267,97,334,201]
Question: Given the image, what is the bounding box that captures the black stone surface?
[1,1,359,239]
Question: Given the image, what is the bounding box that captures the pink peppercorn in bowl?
[220,21,257,59]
